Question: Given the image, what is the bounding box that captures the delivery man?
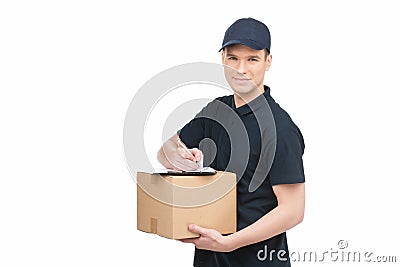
[157,17,305,267]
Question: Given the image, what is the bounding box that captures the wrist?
[223,233,239,252]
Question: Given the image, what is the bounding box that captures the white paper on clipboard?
[152,167,216,176]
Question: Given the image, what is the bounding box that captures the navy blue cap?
[219,18,271,53]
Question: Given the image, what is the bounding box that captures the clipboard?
[153,167,216,176]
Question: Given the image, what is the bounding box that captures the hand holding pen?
[177,137,203,169]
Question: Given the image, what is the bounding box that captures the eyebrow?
[225,53,261,59]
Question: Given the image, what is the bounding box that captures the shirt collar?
[232,85,271,116]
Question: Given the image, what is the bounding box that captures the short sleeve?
[269,124,305,185]
[177,109,206,149]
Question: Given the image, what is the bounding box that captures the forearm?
[157,137,178,169]
[184,183,304,253]
[226,204,303,251]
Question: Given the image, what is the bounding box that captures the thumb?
[188,224,205,235]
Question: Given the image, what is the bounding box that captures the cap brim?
[218,39,264,52]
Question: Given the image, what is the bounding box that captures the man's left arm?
[181,182,305,252]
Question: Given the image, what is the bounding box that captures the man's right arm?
[157,133,202,171]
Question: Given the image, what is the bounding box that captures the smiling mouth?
[232,77,251,84]
[232,77,250,81]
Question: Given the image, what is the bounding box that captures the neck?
[233,85,265,108]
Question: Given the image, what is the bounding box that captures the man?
[157,18,305,267]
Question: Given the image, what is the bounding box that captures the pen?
[177,137,197,164]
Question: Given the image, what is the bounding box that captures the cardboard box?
[137,171,236,239]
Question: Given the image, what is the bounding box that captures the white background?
[1,1,399,266]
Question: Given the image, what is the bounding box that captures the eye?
[249,58,259,62]
[227,56,237,60]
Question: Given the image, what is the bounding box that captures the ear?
[265,54,272,71]
[221,50,225,64]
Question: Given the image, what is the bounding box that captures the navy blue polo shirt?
[178,85,305,267]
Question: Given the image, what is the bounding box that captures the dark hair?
[264,49,270,59]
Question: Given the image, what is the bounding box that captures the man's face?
[222,44,272,97]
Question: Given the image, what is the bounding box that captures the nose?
[237,60,247,75]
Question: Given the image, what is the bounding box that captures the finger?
[188,224,206,236]
[191,148,203,162]
[171,160,194,171]
[166,155,186,170]
[164,152,189,170]
[178,147,195,161]
[177,158,199,171]
[179,237,199,243]
[172,160,197,171]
